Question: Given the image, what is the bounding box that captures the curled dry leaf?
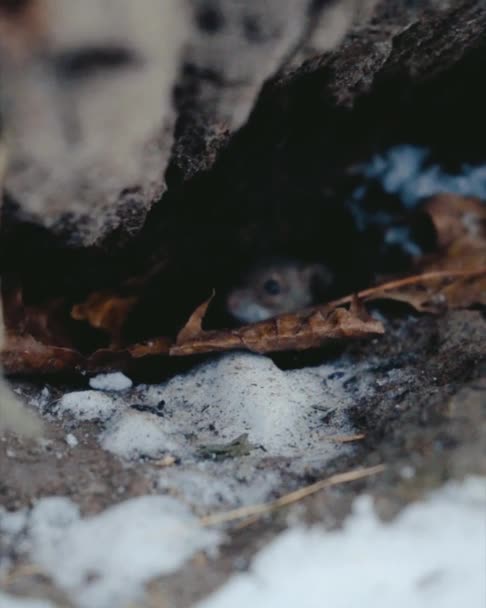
[326,269,486,314]
[171,295,384,356]
[423,194,486,250]
[415,195,486,305]
[71,292,138,345]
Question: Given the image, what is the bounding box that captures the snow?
[89,372,133,391]
[50,352,366,511]
[131,352,353,458]
[362,145,486,206]
[97,352,356,462]
[100,409,181,460]
[197,477,486,608]
[56,391,119,422]
[65,433,78,448]
[50,350,414,512]
[158,463,282,511]
[0,495,220,608]
[0,594,55,608]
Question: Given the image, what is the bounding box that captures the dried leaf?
[71,292,138,344]
[327,269,486,314]
[418,195,486,277]
[127,337,172,358]
[424,194,486,249]
[2,334,84,374]
[171,298,384,357]
[175,290,214,343]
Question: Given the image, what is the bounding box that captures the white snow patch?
[138,352,353,457]
[99,353,356,466]
[65,433,78,448]
[158,463,282,512]
[2,495,220,608]
[89,372,132,391]
[100,410,181,460]
[0,594,55,608]
[57,391,119,422]
[26,386,52,414]
[89,352,370,509]
[197,477,486,608]
[362,145,486,206]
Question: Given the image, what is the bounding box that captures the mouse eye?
[263,278,281,295]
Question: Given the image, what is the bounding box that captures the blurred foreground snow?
[197,477,486,608]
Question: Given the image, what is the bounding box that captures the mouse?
[226,257,334,324]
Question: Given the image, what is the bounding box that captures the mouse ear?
[301,263,334,296]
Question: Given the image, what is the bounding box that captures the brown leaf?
[175,291,214,343]
[2,281,73,347]
[71,292,137,344]
[128,337,172,358]
[327,269,486,314]
[1,333,172,375]
[171,298,384,357]
[2,334,84,374]
[419,195,486,274]
[424,194,486,249]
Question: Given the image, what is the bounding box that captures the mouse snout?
[226,290,243,317]
[226,289,273,324]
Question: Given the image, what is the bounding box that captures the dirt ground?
[1,308,485,607]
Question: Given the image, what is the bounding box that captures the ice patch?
[197,477,486,608]
[89,372,132,391]
[362,145,486,206]
[57,391,119,422]
[1,495,220,608]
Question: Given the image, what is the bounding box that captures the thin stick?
[200,464,385,527]
[1,563,45,587]
[324,433,366,443]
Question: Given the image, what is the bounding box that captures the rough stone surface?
[1,0,485,245]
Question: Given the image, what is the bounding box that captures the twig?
[200,464,385,526]
[324,433,366,443]
[1,563,45,587]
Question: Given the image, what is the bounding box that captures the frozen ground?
[29,352,363,511]
[1,146,485,607]
[2,309,485,607]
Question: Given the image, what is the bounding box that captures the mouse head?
[226,258,333,324]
